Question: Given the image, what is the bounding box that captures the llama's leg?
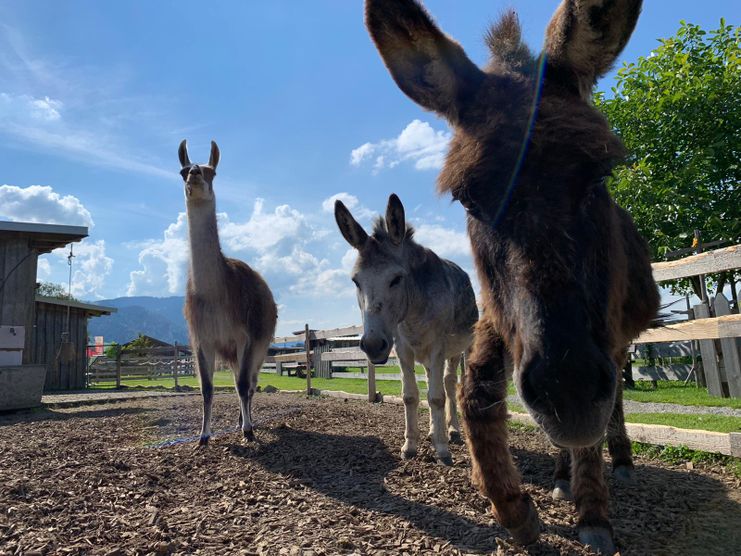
[444,354,463,445]
[425,353,452,465]
[458,319,539,544]
[397,342,420,460]
[236,338,263,442]
[196,345,216,448]
[571,446,615,555]
[607,381,634,483]
[552,448,573,501]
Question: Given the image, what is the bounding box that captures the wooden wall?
[0,237,38,361]
[30,301,89,391]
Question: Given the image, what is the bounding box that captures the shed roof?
[35,295,117,317]
[0,221,88,254]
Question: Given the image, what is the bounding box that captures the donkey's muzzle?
[360,335,390,365]
[518,352,616,448]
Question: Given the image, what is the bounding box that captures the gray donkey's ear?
[335,200,368,250]
[178,139,191,168]
[385,193,405,246]
[209,141,220,169]
[545,0,642,99]
[365,0,484,124]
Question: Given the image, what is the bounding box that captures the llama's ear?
[334,200,368,250]
[209,141,220,169]
[544,0,642,98]
[385,194,406,246]
[365,0,484,123]
[178,140,191,168]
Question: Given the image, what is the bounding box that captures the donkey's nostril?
[380,339,388,352]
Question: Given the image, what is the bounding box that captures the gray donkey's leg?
[397,341,420,460]
[444,355,463,444]
[426,351,452,465]
[196,345,216,448]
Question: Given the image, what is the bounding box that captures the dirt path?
[1,393,739,555]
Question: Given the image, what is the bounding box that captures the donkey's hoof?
[448,431,464,445]
[437,453,454,466]
[613,465,635,484]
[578,526,616,555]
[400,448,417,460]
[243,429,256,443]
[552,479,573,501]
[508,496,540,545]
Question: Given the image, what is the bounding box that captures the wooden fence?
[87,345,194,388]
[634,244,741,398]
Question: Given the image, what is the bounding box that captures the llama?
[365,1,659,553]
[179,139,277,447]
[335,193,478,465]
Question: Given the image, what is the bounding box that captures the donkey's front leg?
[397,342,420,460]
[571,446,615,555]
[425,353,452,465]
[195,345,216,448]
[458,320,539,545]
[444,355,463,444]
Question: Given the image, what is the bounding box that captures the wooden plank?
[694,303,724,397]
[715,294,741,397]
[312,325,364,340]
[626,422,735,456]
[652,244,741,282]
[272,333,305,344]
[634,314,741,344]
[273,351,312,363]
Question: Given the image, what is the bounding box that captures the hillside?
[88,296,189,345]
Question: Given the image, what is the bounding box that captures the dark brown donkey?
[365,0,658,553]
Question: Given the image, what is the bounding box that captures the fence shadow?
[0,405,153,426]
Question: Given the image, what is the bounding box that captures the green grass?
[623,380,741,409]
[625,412,741,433]
[632,442,741,478]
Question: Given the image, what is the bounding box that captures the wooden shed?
[32,296,116,390]
[0,220,88,359]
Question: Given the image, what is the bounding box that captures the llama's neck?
[186,199,225,293]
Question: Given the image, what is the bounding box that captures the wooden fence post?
[115,350,122,389]
[367,360,376,403]
[714,294,741,397]
[694,302,725,397]
[305,323,312,395]
[173,342,179,389]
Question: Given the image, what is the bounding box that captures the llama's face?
[178,140,220,203]
[335,195,410,364]
[366,0,642,447]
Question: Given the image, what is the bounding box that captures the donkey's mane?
[371,216,416,244]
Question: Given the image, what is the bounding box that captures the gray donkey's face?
[178,140,220,203]
[335,194,409,364]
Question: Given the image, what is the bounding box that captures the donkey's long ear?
[385,194,406,246]
[544,0,642,98]
[335,200,369,250]
[365,0,484,123]
[209,141,220,169]
[178,140,191,168]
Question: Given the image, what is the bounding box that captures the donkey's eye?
[389,275,402,288]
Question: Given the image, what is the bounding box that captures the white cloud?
[220,199,308,253]
[414,223,471,258]
[0,93,62,121]
[43,239,114,299]
[350,119,451,173]
[321,192,374,220]
[0,184,93,227]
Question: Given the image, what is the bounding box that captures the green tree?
[104,341,121,359]
[37,281,78,301]
[596,20,740,295]
[125,334,155,356]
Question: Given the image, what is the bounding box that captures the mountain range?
[87,296,189,345]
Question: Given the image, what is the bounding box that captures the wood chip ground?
[1,393,739,555]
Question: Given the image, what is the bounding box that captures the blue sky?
[0,1,737,335]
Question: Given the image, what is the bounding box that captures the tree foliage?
[37,281,78,301]
[596,20,740,294]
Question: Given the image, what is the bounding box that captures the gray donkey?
[335,193,478,464]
